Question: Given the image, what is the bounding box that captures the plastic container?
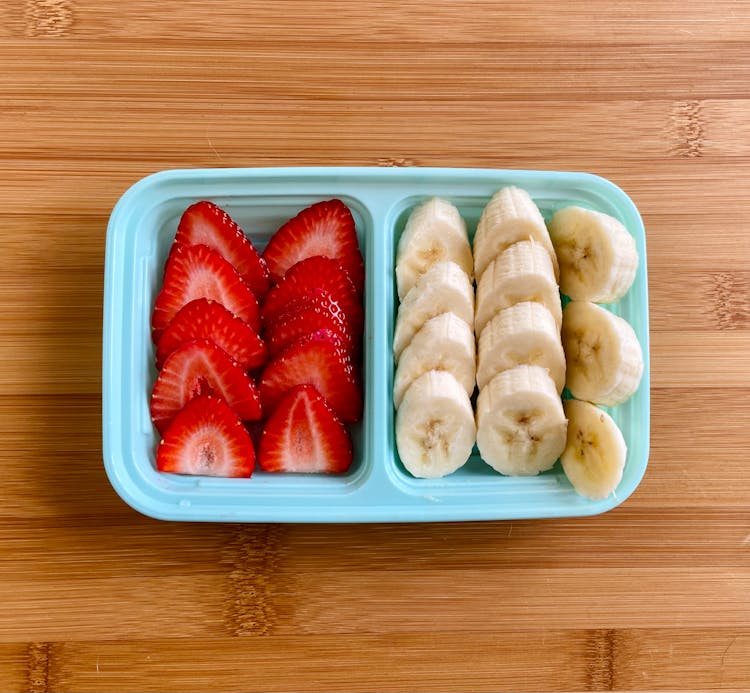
[103,166,650,522]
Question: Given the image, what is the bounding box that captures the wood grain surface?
[1,1,749,691]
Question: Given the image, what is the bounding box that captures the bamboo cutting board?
[1,1,749,691]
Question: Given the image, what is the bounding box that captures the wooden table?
[2,2,749,691]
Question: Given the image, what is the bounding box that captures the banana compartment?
[103,167,650,522]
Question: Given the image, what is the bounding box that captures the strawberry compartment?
[106,174,375,520]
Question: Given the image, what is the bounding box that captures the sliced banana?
[393,313,476,409]
[476,365,567,476]
[393,260,474,362]
[562,301,644,406]
[474,239,562,337]
[396,197,473,301]
[396,370,476,479]
[477,301,565,393]
[473,186,559,283]
[561,399,627,500]
[548,205,638,303]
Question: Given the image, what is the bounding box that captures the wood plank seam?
[586,628,616,690]
[376,157,419,167]
[26,641,51,693]
[671,100,704,158]
[706,272,750,329]
[23,0,74,38]
[222,524,285,636]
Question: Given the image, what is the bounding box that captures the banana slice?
[548,206,638,303]
[474,240,562,337]
[393,260,474,362]
[396,370,476,479]
[476,365,567,476]
[393,313,476,409]
[396,197,473,301]
[562,301,644,406]
[477,301,565,393]
[473,186,559,283]
[561,399,627,500]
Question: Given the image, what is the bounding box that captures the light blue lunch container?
[103,167,650,522]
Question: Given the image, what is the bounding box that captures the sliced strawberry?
[265,288,359,359]
[150,339,262,434]
[262,199,364,295]
[258,385,352,474]
[152,243,260,343]
[259,329,362,423]
[260,256,363,337]
[156,394,255,478]
[175,200,270,298]
[155,298,267,371]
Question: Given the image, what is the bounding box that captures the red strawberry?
[262,199,364,294]
[156,394,255,478]
[150,339,262,434]
[259,329,362,423]
[265,288,359,359]
[155,298,267,371]
[258,385,352,474]
[152,243,260,343]
[260,256,363,337]
[175,201,270,298]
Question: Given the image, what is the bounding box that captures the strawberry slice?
[260,256,363,337]
[265,288,359,359]
[262,199,364,294]
[156,394,255,478]
[155,298,267,371]
[152,243,260,343]
[175,200,270,298]
[150,339,262,434]
[259,329,363,423]
[258,385,352,473]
